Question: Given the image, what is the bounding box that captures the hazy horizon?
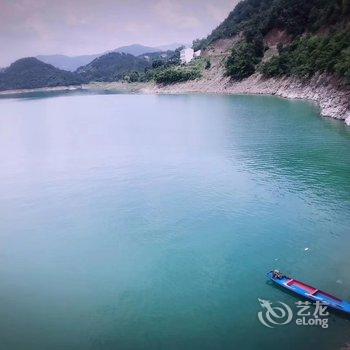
[0,0,239,67]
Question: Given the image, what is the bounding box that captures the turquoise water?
[0,92,349,350]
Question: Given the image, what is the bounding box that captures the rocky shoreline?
[142,73,350,126]
[1,75,349,125]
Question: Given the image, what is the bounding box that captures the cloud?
[153,0,200,29]
[206,1,239,22]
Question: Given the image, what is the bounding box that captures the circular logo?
[258,298,293,328]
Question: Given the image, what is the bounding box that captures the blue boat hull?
[267,271,350,315]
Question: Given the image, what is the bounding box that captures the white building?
[180,48,194,64]
[194,50,201,57]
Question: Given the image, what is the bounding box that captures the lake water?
[0,92,349,350]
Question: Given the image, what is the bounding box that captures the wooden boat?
[267,270,350,314]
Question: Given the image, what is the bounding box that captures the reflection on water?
[0,93,349,350]
[220,95,350,203]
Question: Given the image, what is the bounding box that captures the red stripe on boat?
[287,279,318,294]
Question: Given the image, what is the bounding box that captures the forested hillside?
[76,52,152,82]
[194,0,350,83]
[0,58,82,91]
[0,49,182,91]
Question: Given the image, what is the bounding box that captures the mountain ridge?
[37,54,100,72]
[36,43,186,71]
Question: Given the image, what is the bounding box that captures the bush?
[260,55,289,77]
[152,60,164,69]
[226,42,260,80]
[260,30,350,82]
[205,59,211,69]
[123,71,142,82]
[155,68,201,84]
[334,47,350,83]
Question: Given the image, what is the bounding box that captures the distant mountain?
[35,44,184,71]
[0,57,82,91]
[36,45,160,71]
[155,43,189,51]
[76,52,151,82]
[37,54,99,72]
[113,44,160,56]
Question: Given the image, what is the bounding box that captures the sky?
[0,0,239,66]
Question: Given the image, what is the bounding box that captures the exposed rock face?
[264,29,292,47]
[226,74,350,121]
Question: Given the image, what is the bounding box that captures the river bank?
[1,75,349,125]
[145,74,350,125]
[86,75,350,125]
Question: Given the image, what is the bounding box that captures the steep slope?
[0,58,82,91]
[76,52,151,82]
[195,0,349,83]
[196,0,348,49]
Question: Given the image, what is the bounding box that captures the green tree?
[226,42,259,80]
